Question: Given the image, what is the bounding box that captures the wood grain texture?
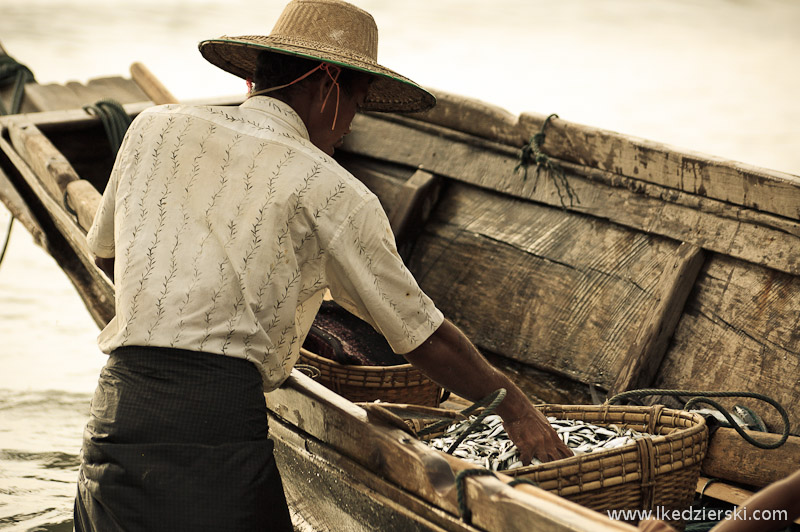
[701,428,800,489]
[653,254,800,434]
[609,242,706,395]
[266,372,636,532]
[0,134,113,326]
[343,114,800,276]
[407,182,684,390]
[8,119,80,201]
[527,113,799,220]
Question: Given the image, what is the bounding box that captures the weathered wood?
[389,168,442,260]
[266,373,635,532]
[701,428,800,489]
[21,76,149,113]
[407,89,524,146]
[271,414,471,532]
[0,164,48,249]
[609,242,706,396]
[7,119,80,201]
[516,113,800,220]
[0,133,114,326]
[65,179,101,232]
[343,114,800,276]
[130,62,178,105]
[408,181,685,390]
[695,475,800,525]
[653,255,800,434]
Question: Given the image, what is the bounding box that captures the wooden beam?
[7,118,80,201]
[518,112,800,221]
[696,476,800,526]
[608,242,705,396]
[701,428,800,489]
[0,164,48,249]
[343,114,800,276]
[389,168,442,261]
[130,62,178,105]
[0,133,114,326]
[266,372,636,532]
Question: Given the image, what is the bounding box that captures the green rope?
[607,389,790,450]
[514,113,579,209]
[0,54,34,269]
[0,216,13,270]
[455,468,497,524]
[83,99,131,155]
[0,54,35,116]
[416,388,507,455]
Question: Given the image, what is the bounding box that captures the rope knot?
[514,113,579,209]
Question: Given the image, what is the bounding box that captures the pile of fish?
[422,415,648,470]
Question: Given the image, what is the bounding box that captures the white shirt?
[87,96,443,391]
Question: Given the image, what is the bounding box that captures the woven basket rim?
[299,346,417,373]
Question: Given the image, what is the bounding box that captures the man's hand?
[404,319,572,464]
[502,407,572,464]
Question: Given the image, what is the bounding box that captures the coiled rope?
[0,53,35,271]
[83,98,131,155]
[514,113,579,209]
[607,389,790,450]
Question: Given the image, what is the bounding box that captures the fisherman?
[75,0,571,529]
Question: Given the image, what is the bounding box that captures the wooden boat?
[2,48,798,530]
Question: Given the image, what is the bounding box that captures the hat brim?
[199,36,436,113]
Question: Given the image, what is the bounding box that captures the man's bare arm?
[403,319,572,463]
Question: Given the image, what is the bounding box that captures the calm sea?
[1,0,798,529]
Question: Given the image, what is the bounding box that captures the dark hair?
[252,51,368,99]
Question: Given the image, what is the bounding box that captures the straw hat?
[198,0,435,113]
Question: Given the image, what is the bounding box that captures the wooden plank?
[0,133,114,326]
[653,254,800,434]
[389,168,442,260]
[65,179,101,232]
[84,76,149,104]
[701,428,800,489]
[0,164,48,249]
[271,414,471,532]
[408,182,685,390]
[266,373,635,532]
[515,113,800,220]
[406,89,524,146]
[695,475,800,525]
[608,242,705,396]
[343,114,800,276]
[7,118,80,201]
[22,82,86,112]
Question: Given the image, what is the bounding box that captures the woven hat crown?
[198,0,435,112]
[270,0,378,64]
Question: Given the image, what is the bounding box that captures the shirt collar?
[240,96,309,140]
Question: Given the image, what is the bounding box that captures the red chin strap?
[247,62,342,130]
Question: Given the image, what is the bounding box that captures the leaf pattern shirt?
[87,96,444,391]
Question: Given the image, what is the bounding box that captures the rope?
[83,99,132,155]
[0,54,35,269]
[0,216,13,269]
[416,388,507,456]
[514,113,579,209]
[607,389,790,450]
[455,468,497,524]
[0,54,35,116]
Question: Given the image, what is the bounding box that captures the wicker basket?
[298,347,443,407]
[410,403,707,516]
[507,405,707,515]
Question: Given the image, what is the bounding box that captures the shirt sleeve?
[325,195,444,354]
